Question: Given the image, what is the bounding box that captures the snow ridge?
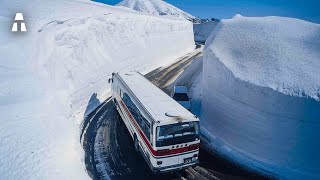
[117,0,197,21]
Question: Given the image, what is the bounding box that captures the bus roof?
[117,72,199,125]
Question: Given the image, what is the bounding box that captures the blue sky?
[94,0,320,23]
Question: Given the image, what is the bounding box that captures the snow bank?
[117,0,196,21]
[202,15,320,179]
[193,21,219,43]
[0,0,194,179]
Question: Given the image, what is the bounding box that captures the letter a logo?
[12,13,27,32]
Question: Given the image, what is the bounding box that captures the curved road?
[81,47,271,180]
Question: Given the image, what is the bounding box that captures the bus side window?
[139,113,151,141]
[117,86,122,97]
[122,92,151,142]
[144,121,151,141]
[150,124,153,146]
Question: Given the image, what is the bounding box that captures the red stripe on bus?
[118,99,199,157]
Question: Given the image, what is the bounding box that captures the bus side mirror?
[108,78,112,83]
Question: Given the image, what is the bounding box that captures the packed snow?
[0,0,194,179]
[193,21,219,43]
[117,0,198,21]
[206,14,320,100]
[202,15,320,179]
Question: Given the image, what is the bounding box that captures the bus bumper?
[152,160,199,174]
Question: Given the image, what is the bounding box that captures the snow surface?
[206,14,320,100]
[202,15,320,179]
[193,21,219,43]
[117,0,197,21]
[0,0,194,179]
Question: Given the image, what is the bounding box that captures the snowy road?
[81,46,269,180]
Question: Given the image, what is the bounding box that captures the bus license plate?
[184,157,193,164]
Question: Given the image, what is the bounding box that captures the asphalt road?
[81,47,271,180]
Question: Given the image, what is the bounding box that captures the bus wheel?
[134,135,139,153]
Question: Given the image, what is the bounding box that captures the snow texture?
[206,14,320,100]
[117,0,196,21]
[202,15,320,179]
[193,21,219,43]
[0,0,195,179]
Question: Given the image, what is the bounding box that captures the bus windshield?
[156,122,199,147]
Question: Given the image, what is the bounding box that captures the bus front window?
[156,122,199,147]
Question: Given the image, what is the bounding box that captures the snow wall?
[202,15,320,179]
[37,11,195,119]
[193,21,219,43]
[0,0,194,179]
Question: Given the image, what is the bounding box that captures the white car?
[171,85,191,110]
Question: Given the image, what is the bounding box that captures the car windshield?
[173,93,189,101]
[156,122,199,147]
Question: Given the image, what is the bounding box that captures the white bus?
[109,72,200,173]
